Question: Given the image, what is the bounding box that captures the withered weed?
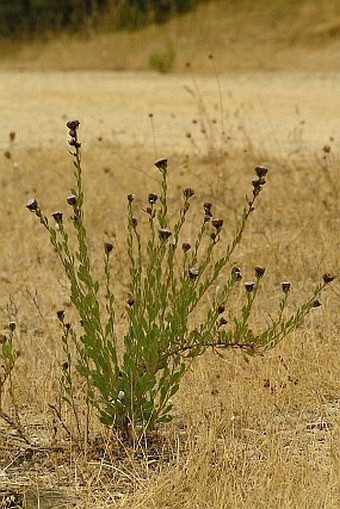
[26,120,334,442]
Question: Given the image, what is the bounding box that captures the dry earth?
[1,70,339,157]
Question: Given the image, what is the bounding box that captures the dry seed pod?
[188,267,199,280]
[244,281,255,292]
[281,281,291,294]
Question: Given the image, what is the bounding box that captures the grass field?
[0,1,340,508]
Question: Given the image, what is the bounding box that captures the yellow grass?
[0,2,340,508]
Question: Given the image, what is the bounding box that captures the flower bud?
[159,228,172,241]
[66,119,80,130]
[188,267,199,280]
[281,281,291,294]
[66,194,77,206]
[51,211,63,223]
[255,166,268,178]
[322,273,335,284]
[255,266,266,278]
[148,193,158,204]
[154,158,168,171]
[244,281,255,292]
[104,242,113,255]
[26,198,38,212]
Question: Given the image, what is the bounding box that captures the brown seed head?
[255,266,266,278]
[9,131,16,142]
[62,361,69,371]
[312,299,322,308]
[68,138,76,146]
[322,145,331,154]
[217,304,225,314]
[104,242,113,255]
[219,317,228,326]
[131,217,138,228]
[231,266,242,281]
[244,281,255,292]
[4,150,11,159]
[255,166,268,178]
[56,310,65,321]
[322,273,335,284]
[154,158,168,171]
[159,228,172,241]
[183,188,195,199]
[211,218,224,229]
[8,321,16,332]
[26,198,38,212]
[281,281,291,294]
[68,129,77,138]
[66,119,80,130]
[203,202,213,215]
[188,267,199,280]
[66,194,77,206]
[51,211,63,223]
[0,334,7,344]
[127,297,135,307]
[182,242,191,253]
[148,193,158,204]
[127,193,135,202]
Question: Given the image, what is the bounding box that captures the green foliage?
[0,0,207,36]
[149,40,175,73]
[0,323,20,409]
[26,121,334,441]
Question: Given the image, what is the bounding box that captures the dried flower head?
[154,158,168,171]
[131,217,138,228]
[188,267,199,280]
[148,193,158,204]
[127,193,135,202]
[217,304,225,314]
[281,281,291,294]
[183,188,195,199]
[68,129,77,138]
[231,266,242,281]
[4,150,11,159]
[51,211,63,223]
[203,202,213,216]
[159,228,172,241]
[322,145,331,154]
[66,119,80,130]
[255,266,266,278]
[9,131,16,142]
[104,242,113,255]
[218,317,228,326]
[66,194,77,206]
[56,310,65,321]
[127,297,135,307]
[211,218,224,230]
[323,273,335,284]
[0,334,7,344]
[312,299,322,308]
[8,321,16,332]
[26,198,38,212]
[244,281,255,292]
[255,166,268,178]
[62,361,69,371]
[182,242,191,253]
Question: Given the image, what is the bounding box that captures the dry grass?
[0,2,340,508]
[0,124,339,508]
